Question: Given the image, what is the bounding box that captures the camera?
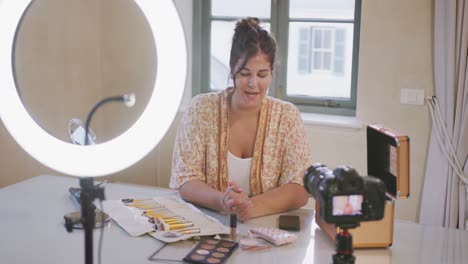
[303,163,386,229]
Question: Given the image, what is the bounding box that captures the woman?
[170,17,310,221]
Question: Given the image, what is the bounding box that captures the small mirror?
[13,0,156,144]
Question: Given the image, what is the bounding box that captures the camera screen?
[332,195,363,216]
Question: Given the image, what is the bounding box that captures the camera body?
[304,163,386,229]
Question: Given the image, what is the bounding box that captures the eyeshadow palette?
[183,239,238,264]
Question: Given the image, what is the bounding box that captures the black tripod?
[332,228,355,264]
[64,178,105,264]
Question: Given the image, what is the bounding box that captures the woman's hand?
[222,182,254,221]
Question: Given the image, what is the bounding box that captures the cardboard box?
[315,124,410,248]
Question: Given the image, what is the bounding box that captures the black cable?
[84,95,127,145]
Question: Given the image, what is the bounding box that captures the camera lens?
[303,163,328,198]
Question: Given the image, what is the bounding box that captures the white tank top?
[227,151,252,195]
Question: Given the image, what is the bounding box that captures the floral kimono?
[170,88,311,196]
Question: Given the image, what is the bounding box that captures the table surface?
[1,175,467,264]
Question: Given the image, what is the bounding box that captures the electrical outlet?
[400,89,425,105]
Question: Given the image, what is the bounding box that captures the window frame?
[192,0,362,116]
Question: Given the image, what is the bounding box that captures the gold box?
[315,124,410,248]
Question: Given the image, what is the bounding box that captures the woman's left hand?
[224,182,254,221]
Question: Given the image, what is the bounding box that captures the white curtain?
[419,0,468,229]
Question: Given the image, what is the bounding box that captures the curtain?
[419,0,468,229]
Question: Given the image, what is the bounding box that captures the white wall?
[298,0,432,222]
[0,0,432,222]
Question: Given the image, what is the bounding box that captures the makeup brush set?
[123,198,204,238]
[102,196,230,243]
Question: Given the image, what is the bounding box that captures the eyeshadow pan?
[216,247,229,253]
[190,254,205,261]
[200,244,216,250]
[196,249,210,255]
[211,252,225,258]
[220,241,235,247]
[207,257,221,263]
[206,239,220,245]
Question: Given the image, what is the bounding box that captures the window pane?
[334,28,346,75]
[289,0,355,20]
[324,29,332,48]
[210,21,236,91]
[336,28,346,42]
[212,0,270,18]
[210,21,271,91]
[299,27,309,41]
[334,59,345,74]
[287,22,354,98]
[335,43,345,57]
[323,52,332,70]
[313,29,322,48]
[313,52,322,69]
[298,28,311,73]
[298,59,309,73]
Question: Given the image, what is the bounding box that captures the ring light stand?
[64,94,135,264]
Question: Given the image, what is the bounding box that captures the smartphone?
[278,215,300,231]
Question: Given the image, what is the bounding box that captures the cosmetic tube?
[230,214,237,241]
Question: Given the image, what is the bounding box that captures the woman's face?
[232,52,272,111]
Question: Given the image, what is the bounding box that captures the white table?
[1,175,467,264]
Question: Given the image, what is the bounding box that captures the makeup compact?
[249,227,298,246]
[183,239,238,264]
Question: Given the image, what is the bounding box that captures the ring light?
[0,0,187,177]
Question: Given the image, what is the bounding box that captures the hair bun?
[229,17,277,75]
[234,17,262,34]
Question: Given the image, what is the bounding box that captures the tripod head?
[332,227,355,264]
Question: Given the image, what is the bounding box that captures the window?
[193,0,361,116]
[298,27,346,75]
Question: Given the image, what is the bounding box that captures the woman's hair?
[229,17,277,77]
